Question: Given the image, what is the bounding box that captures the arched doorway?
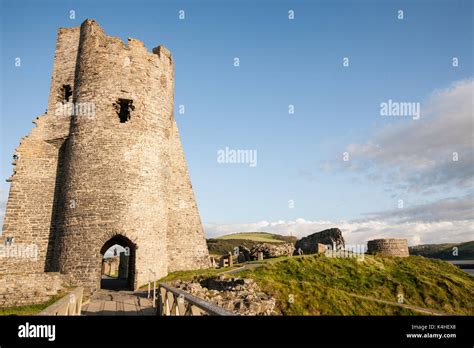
[99,235,136,291]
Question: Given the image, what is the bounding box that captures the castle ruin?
[0,19,209,306]
[367,239,409,257]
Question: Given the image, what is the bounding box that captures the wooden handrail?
[157,282,237,316]
[147,269,157,308]
[39,287,84,316]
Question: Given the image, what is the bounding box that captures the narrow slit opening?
[62,84,72,102]
[117,99,133,123]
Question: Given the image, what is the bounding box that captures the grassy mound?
[238,255,474,315]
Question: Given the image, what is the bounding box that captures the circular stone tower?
[367,239,409,257]
[57,20,209,291]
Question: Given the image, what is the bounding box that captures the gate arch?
[99,234,137,290]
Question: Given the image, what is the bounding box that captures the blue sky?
[1,0,472,245]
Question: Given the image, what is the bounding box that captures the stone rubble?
[249,242,294,259]
[172,277,276,316]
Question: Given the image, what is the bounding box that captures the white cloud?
[362,194,474,223]
[103,244,126,258]
[204,218,473,247]
[204,196,474,246]
[345,79,474,193]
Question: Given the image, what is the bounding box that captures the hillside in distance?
[409,241,474,260]
[207,232,297,256]
[216,232,296,243]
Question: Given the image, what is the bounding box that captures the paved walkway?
[82,289,155,316]
[81,265,264,316]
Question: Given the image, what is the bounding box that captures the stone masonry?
[0,19,209,305]
[173,278,276,315]
[295,228,345,254]
[367,239,410,257]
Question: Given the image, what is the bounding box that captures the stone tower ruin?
[0,19,209,304]
[367,239,409,257]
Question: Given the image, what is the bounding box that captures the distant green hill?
[216,232,296,243]
[409,241,474,260]
[207,232,297,255]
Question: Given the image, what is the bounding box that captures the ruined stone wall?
[0,272,64,307]
[367,239,409,257]
[0,27,79,275]
[1,20,209,304]
[102,257,119,276]
[47,27,81,113]
[295,228,345,254]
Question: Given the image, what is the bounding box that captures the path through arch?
[99,235,136,291]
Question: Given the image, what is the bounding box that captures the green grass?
[138,257,287,289]
[138,265,245,289]
[409,241,474,260]
[0,291,69,316]
[138,253,474,315]
[207,232,297,255]
[216,232,291,243]
[236,254,474,315]
[207,239,257,256]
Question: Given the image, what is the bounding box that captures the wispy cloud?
[362,194,474,223]
[344,79,474,194]
[205,218,473,247]
[204,196,474,246]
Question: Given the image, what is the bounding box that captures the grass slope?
[207,239,258,256]
[238,255,474,315]
[0,291,68,316]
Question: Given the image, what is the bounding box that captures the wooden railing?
[157,282,236,316]
[39,287,84,316]
[147,269,157,308]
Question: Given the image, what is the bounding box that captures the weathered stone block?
[295,228,345,254]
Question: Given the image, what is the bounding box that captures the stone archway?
[99,234,136,291]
